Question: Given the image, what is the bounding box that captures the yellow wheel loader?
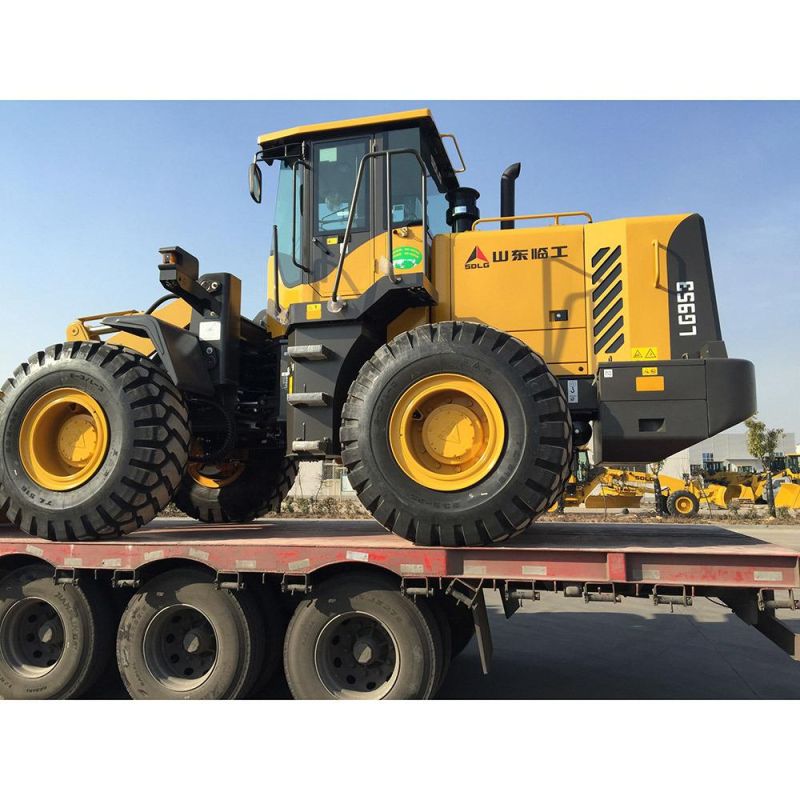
[554,452,742,518]
[773,453,800,510]
[0,109,757,544]
[549,450,647,510]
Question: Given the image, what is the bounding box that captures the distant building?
[288,460,355,498]
[661,432,797,478]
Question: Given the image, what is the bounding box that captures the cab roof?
[257,108,434,146]
[257,108,461,190]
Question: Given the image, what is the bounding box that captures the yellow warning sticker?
[631,347,658,361]
[326,236,339,246]
[642,367,658,376]
[306,303,322,320]
[636,375,665,392]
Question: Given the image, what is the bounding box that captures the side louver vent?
[591,245,624,355]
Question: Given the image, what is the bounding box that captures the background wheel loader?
[0,109,757,545]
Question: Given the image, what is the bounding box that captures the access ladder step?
[287,344,333,361]
[287,392,331,407]
[291,439,330,455]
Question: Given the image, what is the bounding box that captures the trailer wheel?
[284,573,439,700]
[341,322,572,546]
[116,569,262,699]
[667,490,700,518]
[172,451,298,523]
[0,565,113,699]
[0,342,190,541]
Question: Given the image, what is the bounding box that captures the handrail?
[471,211,593,230]
[440,133,466,174]
[330,147,429,310]
[272,224,281,317]
[291,160,311,274]
[652,239,661,288]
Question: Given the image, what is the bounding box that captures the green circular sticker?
[392,246,422,271]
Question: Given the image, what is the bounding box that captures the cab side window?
[387,128,424,227]
[314,138,370,234]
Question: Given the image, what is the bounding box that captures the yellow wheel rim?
[19,388,109,491]
[187,442,245,489]
[675,495,694,514]
[388,373,505,492]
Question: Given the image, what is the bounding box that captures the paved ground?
[437,591,800,699]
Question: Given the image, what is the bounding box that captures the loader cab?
[252,109,461,317]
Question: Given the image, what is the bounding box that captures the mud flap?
[447,579,493,674]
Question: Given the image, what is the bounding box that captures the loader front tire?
[341,322,572,546]
[0,342,190,541]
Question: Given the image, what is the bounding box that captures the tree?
[745,416,784,517]
[650,460,667,515]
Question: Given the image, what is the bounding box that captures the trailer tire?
[0,342,190,541]
[341,322,572,546]
[172,452,298,523]
[667,490,700,518]
[284,573,439,700]
[246,582,288,697]
[0,565,114,699]
[422,596,452,694]
[116,568,261,699]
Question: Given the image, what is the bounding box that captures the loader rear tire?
[341,322,572,546]
[0,343,189,541]
[172,451,298,523]
[667,490,700,519]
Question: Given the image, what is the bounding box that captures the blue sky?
[0,101,797,440]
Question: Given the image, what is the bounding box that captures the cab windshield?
[788,455,799,473]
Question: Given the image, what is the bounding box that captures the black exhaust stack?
[500,162,521,229]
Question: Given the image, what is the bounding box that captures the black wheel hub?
[314,613,399,699]
[143,605,218,691]
[0,597,65,677]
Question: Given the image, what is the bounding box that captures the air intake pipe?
[446,187,481,233]
[500,162,521,229]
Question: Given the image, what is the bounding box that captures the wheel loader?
[0,108,757,545]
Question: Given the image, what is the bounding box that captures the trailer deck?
[2,519,799,592]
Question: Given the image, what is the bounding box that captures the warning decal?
[631,346,658,361]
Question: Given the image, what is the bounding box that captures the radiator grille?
[591,245,624,355]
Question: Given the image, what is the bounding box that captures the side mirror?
[249,162,263,204]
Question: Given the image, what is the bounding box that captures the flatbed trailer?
[1,518,799,700]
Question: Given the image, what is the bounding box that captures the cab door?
[307,135,376,300]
